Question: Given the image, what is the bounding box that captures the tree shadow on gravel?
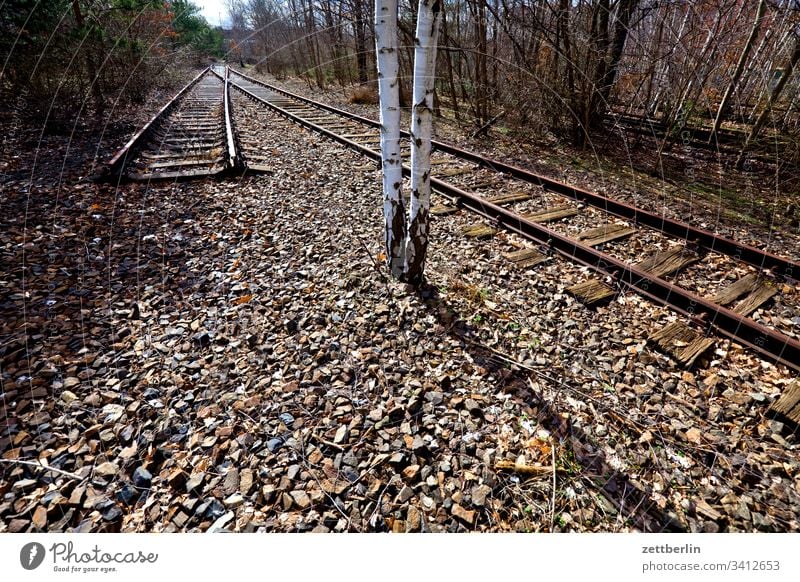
[0,175,212,532]
[415,282,685,533]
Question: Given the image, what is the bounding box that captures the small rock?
[267,437,283,453]
[223,494,244,508]
[166,468,187,490]
[101,404,125,423]
[94,462,119,478]
[333,425,348,444]
[402,465,421,481]
[471,484,492,507]
[8,519,30,533]
[63,377,80,389]
[132,466,152,489]
[240,469,254,496]
[223,468,240,495]
[186,473,205,494]
[736,502,752,522]
[464,399,482,415]
[32,505,47,529]
[12,478,38,492]
[172,511,191,529]
[205,498,226,520]
[451,503,476,525]
[102,505,123,521]
[321,478,349,496]
[60,391,78,404]
[685,428,702,444]
[207,511,234,533]
[117,484,138,506]
[396,486,414,503]
[290,490,311,509]
[425,392,443,405]
[406,506,422,532]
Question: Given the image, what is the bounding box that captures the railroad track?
[107,65,238,180]
[105,65,798,417]
[226,68,799,385]
[606,111,791,162]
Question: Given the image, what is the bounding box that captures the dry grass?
[348,86,378,105]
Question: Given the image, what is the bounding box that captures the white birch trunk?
[375,0,406,278]
[404,0,442,286]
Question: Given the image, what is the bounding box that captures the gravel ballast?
[1,83,799,533]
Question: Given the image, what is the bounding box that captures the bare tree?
[375,0,406,278]
[710,0,768,141]
[738,30,800,168]
[405,0,443,285]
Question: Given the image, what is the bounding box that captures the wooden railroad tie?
[245,164,273,173]
[635,246,699,278]
[341,132,377,139]
[708,273,778,316]
[430,205,459,216]
[143,158,222,170]
[522,204,578,223]
[462,223,497,239]
[769,380,800,425]
[502,247,548,269]
[438,167,473,177]
[566,278,616,305]
[577,223,636,247]
[471,179,506,190]
[648,321,714,368]
[487,192,531,205]
[128,168,224,180]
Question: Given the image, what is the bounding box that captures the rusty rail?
[229,68,799,280]
[107,67,211,178]
[229,69,800,373]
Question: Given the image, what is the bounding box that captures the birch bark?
[405,0,443,286]
[375,0,406,278]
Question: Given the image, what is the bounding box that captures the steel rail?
[228,74,800,373]
[107,67,211,177]
[223,67,239,169]
[228,68,799,281]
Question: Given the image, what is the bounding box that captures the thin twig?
[0,459,83,481]
[355,236,388,283]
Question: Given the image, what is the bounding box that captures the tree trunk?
[441,13,460,120]
[595,0,639,123]
[375,0,406,278]
[472,0,489,125]
[710,0,767,142]
[672,7,726,128]
[737,35,800,169]
[585,0,610,133]
[556,0,578,142]
[405,0,443,286]
[354,0,369,83]
[72,0,104,116]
